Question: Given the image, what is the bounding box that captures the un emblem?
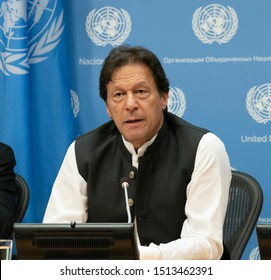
[0,0,63,75]
[85,6,131,47]
[246,83,271,124]
[249,247,261,260]
[192,4,238,44]
[168,87,186,117]
[70,90,80,118]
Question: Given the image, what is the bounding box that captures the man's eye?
[114,92,123,98]
[136,89,146,94]
[112,92,125,102]
[135,89,149,98]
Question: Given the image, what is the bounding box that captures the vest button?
[128,198,134,207]
[129,171,135,179]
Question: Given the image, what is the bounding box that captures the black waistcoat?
[75,112,208,246]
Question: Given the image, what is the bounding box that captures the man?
[0,142,17,239]
[43,45,231,259]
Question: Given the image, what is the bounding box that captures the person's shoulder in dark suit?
[0,142,17,239]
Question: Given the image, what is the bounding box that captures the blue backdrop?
[1,0,270,260]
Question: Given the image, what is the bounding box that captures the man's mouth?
[125,119,142,124]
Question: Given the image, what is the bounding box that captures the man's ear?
[162,92,169,109]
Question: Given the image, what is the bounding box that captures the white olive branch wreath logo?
[168,87,186,117]
[0,52,28,75]
[85,8,131,47]
[0,11,64,75]
[246,86,271,124]
[70,90,80,118]
[192,6,238,45]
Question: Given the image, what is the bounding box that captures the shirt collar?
[122,135,157,157]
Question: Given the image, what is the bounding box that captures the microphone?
[120,177,132,223]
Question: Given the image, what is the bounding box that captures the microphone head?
[120,177,130,188]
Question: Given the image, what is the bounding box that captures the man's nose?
[125,92,138,110]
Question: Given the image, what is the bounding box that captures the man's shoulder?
[0,142,13,153]
[75,120,120,151]
[0,142,15,163]
[77,120,119,141]
[165,112,209,135]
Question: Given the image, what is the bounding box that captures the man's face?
[106,63,168,150]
